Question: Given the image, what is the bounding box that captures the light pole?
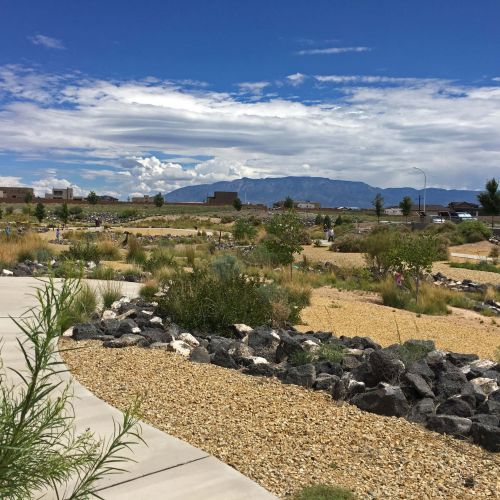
[413,167,427,215]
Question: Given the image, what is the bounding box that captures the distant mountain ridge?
[166,176,480,208]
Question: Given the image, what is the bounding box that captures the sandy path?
[296,287,500,359]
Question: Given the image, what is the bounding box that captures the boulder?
[164,323,182,339]
[351,362,378,388]
[403,372,435,399]
[314,373,339,392]
[314,361,343,378]
[407,359,435,383]
[426,350,446,366]
[446,352,479,367]
[471,423,500,452]
[140,328,172,344]
[471,414,499,427]
[435,370,467,401]
[408,398,435,424]
[148,316,163,326]
[248,327,281,362]
[189,347,211,364]
[302,339,321,352]
[476,399,500,417]
[243,363,276,377]
[342,355,361,371]
[275,335,304,363]
[341,335,381,350]
[426,415,472,438]
[208,336,235,354]
[369,350,405,384]
[102,309,117,320]
[117,319,140,336]
[230,323,254,340]
[437,396,473,418]
[280,364,316,388]
[228,342,255,360]
[167,340,192,357]
[101,319,123,337]
[470,377,498,397]
[351,383,409,417]
[490,390,500,402]
[211,350,238,369]
[460,382,483,407]
[1,269,13,276]
[347,379,366,398]
[103,334,148,348]
[179,332,200,348]
[72,322,102,341]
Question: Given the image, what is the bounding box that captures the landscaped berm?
[1,203,500,499]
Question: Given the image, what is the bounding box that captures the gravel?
[61,339,500,499]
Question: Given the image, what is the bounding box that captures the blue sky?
[1,0,500,198]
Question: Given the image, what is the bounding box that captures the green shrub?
[294,484,356,500]
[126,237,147,265]
[123,266,143,281]
[139,280,159,301]
[144,247,176,271]
[211,254,241,280]
[396,342,434,367]
[65,241,101,263]
[457,220,492,243]
[54,260,85,279]
[99,281,122,309]
[157,269,272,335]
[318,343,344,364]
[330,233,366,253]
[233,217,258,242]
[90,265,116,280]
[290,350,316,366]
[243,243,282,267]
[448,260,500,274]
[118,208,138,220]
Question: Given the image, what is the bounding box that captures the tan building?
[0,187,34,201]
[45,187,74,201]
[131,195,153,203]
[206,191,238,205]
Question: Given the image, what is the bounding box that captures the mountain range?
[166,176,480,208]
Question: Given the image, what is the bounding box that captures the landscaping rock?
[437,397,473,418]
[103,334,148,348]
[73,323,102,341]
[208,336,235,354]
[476,399,500,417]
[101,319,122,337]
[369,350,405,384]
[341,335,381,350]
[403,372,435,399]
[446,352,479,367]
[314,361,343,378]
[470,377,499,397]
[275,335,304,363]
[102,310,117,320]
[435,370,467,401]
[351,383,409,417]
[280,364,316,388]
[407,359,435,383]
[179,332,200,348]
[408,398,435,424]
[230,323,254,340]
[167,340,192,357]
[248,327,282,362]
[471,414,499,427]
[117,319,140,336]
[228,342,255,360]
[243,363,276,378]
[471,423,500,452]
[342,355,361,371]
[189,347,211,364]
[351,362,378,388]
[314,373,339,392]
[140,328,172,344]
[426,415,472,438]
[212,350,238,369]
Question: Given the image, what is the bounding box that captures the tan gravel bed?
[300,246,365,267]
[61,340,500,499]
[296,287,500,359]
[449,241,498,257]
[432,261,500,287]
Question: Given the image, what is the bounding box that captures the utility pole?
[413,167,427,215]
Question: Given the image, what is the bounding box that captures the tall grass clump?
[184,245,196,267]
[65,241,102,263]
[96,239,121,260]
[0,278,142,498]
[60,283,98,331]
[144,247,176,271]
[0,233,52,265]
[99,280,123,309]
[293,484,356,500]
[126,236,147,265]
[90,265,116,280]
[139,279,159,301]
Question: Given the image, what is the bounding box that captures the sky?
[1,0,500,199]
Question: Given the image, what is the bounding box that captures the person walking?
[327,227,335,242]
[5,225,11,238]
[56,227,61,243]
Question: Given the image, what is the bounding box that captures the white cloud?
[237,81,270,98]
[31,177,85,197]
[297,46,371,55]
[1,66,500,196]
[286,73,307,86]
[0,176,24,187]
[28,34,66,50]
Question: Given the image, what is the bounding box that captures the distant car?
[455,212,477,222]
[431,216,445,224]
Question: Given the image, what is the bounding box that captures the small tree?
[233,196,242,211]
[314,213,323,225]
[283,196,294,209]
[57,203,70,224]
[34,202,46,223]
[233,217,257,242]
[24,192,33,204]
[399,196,413,223]
[373,193,384,223]
[478,178,500,229]
[153,192,164,208]
[265,211,304,277]
[392,233,439,301]
[87,191,98,205]
[323,215,332,229]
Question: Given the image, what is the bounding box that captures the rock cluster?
[1,260,50,277]
[72,297,500,452]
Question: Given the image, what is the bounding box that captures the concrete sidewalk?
[1,277,275,499]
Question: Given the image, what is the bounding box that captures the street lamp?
[412,167,427,215]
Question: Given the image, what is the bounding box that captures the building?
[131,195,152,203]
[206,191,238,206]
[45,187,74,201]
[295,201,321,209]
[0,186,34,201]
[448,201,480,216]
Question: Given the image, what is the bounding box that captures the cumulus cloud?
[1,65,500,197]
[286,73,307,86]
[31,177,85,197]
[28,34,66,50]
[297,46,371,55]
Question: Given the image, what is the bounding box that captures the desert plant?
[314,213,323,225]
[396,342,434,368]
[126,237,147,265]
[118,208,139,220]
[456,220,492,243]
[139,280,159,301]
[233,196,242,211]
[0,233,52,265]
[144,247,176,271]
[65,241,102,263]
[490,246,499,264]
[294,484,356,500]
[317,343,344,364]
[289,350,316,366]
[87,190,98,204]
[372,193,384,222]
[448,260,500,274]
[99,281,123,309]
[185,245,196,267]
[34,202,46,223]
[153,192,164,208]
[283,196,294,209]
[233,217,257,242]
[59,283,98,332]
[399,196,412,222]
[0,278,141,498]
[96,239,121,260]
[211,254,241,280]
[90,265,116,280]
[54,203,70,224]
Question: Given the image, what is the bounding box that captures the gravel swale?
[61,340,500,499]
